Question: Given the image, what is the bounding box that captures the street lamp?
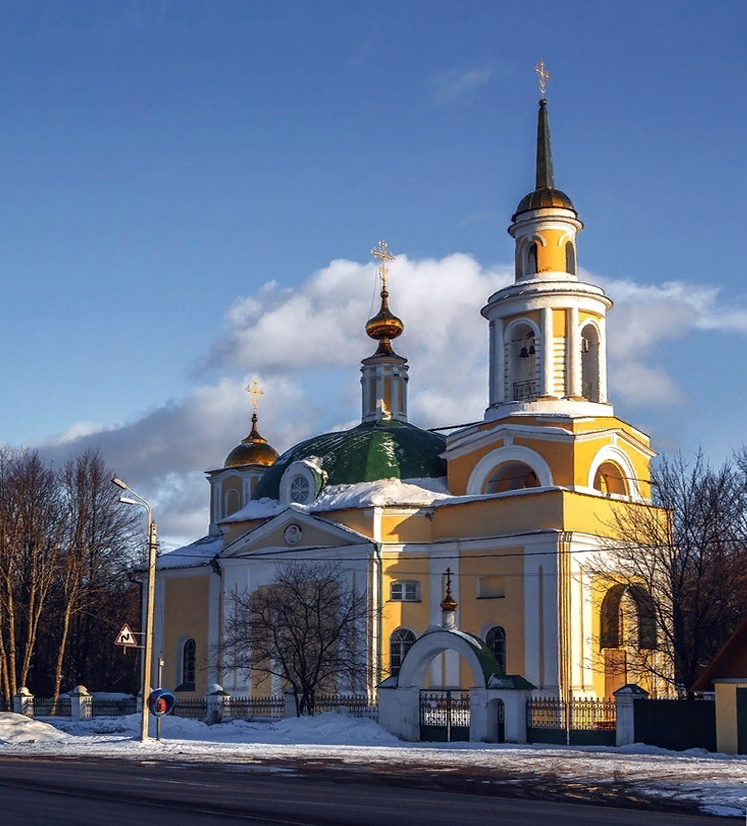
[112,477,157,743]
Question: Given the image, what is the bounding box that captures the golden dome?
[366,288,404,356]
[513,187,576,218]
[224,414,279,469]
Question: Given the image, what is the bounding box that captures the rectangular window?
[478,575,506,599]
[390,580,419,601]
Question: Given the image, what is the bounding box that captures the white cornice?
[445,422,574,459]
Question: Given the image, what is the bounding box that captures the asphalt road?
[0,756,733,826]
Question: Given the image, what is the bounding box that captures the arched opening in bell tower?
[580,324,600,401]
[485,461,540,494]
[565,241,576,275]
[508,322,538,402]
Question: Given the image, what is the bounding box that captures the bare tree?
[51,450,139,700]
[218,561,377,715]
[592,451,747,695]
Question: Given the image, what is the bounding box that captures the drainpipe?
[374,542,383,699]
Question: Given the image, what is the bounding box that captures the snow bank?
[0,712,70,745]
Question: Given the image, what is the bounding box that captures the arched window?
[486,626,506,673]
[509,322,538,401]
[580,325,600,401]
[181,638,196,688]
[224,488,240,517]
[593,461,627,496]
[527,243,538,275]
[565,241,576,275]
[389,628,416,677]
[485,461,540,494]
[600,585,657,650]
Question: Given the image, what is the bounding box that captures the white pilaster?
[598,315,608,403]
[568,306,581,398]
[541,306,554,397]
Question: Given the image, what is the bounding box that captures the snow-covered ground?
[2,711,746,818]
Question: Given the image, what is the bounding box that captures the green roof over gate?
[253,419,446,501]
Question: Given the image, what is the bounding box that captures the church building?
[154,90,665,703]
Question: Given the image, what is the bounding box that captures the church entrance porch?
[419,689,470,742]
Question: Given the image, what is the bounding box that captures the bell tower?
[482,64,613,421]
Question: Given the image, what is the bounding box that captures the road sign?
[147,689,176,717]
[114,624,138,647]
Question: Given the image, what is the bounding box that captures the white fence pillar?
[207,685,231,725]
[71,685,92,721]
[14,687,34,717]
[284,690,298,718]
[614,684,648,746]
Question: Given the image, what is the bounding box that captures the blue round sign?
[147,689,176,717]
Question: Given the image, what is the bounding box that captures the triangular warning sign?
[114,623,137,647]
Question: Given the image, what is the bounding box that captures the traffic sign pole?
[141,518,158,742]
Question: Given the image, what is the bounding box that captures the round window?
[289,475,311,504]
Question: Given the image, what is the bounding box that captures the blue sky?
[2,0,747,540]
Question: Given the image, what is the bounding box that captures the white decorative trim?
[503,315,541,343]
[587,444,640,498]
[466,445,554,495]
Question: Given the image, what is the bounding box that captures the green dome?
[253,419,446,502]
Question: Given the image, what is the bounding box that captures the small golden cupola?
[224,380,279,469]
[360,241,409,423]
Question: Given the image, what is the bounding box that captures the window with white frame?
[390,580,419,601]
[485,625,506,673]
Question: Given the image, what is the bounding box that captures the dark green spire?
[535,99,555,190]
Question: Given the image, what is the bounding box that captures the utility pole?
[112,477,157,742]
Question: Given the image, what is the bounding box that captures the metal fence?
[91,696,137,717]
[33,697,72,717]
[227,695,284,720]
[313,694,379,719]
[634,698,716,752]
[172,697,208,719]
[527,697,616,745]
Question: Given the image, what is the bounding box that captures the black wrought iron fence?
[172,698,207,719]
[527,697,616,745]
[227,696,284,719]
[313,693,379,719]
[91,696,137,717]
[33,697,72,717]
[513,380,537,401]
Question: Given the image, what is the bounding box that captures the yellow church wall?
[447,439,504,495]
[503,309,541,329]
[553,309,567,336]
[380,511,432,543]
[536,229,570,272]
[459,547,525,685]
[513,436,575,487]
[560,490,666,538]
[579,310,603,324]
[432,492,564,540]
[163,574,210,695]
[221,518,265,546]
[381,555,430,677]
[319,508,373,539]
[249,522,351,551]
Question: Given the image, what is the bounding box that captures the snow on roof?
[219,477,452,526]
[157,534,223,570]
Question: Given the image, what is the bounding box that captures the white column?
[490,318,504,405]
[568,306,581,398]
[598,315,608,403]
[541,306,554,397]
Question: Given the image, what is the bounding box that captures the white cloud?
[37,254,747,542]
[431,67,492,105]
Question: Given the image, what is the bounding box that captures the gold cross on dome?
[371,239,396,292]
[534,59,550,98]
[245,378,264,413]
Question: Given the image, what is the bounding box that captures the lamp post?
[112,477,157,742]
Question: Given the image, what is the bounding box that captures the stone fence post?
[207,685,231,725]
[13,687,34,717]
[71,686,92,721]
[614,683,649,746]
[284,690,297,718]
